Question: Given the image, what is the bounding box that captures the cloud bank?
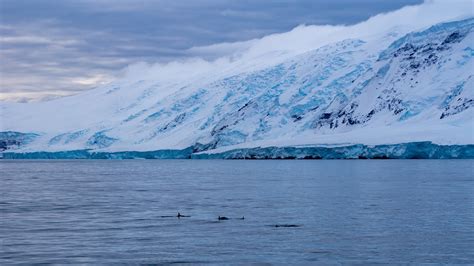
[1,0,472,101]
[118,0,473,88]
[0,0,424,101]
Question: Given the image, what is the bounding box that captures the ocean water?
[1,160,473,264]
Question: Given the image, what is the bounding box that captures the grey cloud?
[0,0,422,101]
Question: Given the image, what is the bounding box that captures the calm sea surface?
[1,160,473,264]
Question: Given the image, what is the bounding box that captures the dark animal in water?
[218,216,229,220]
[177,212,190,218]
[273,224,301,228]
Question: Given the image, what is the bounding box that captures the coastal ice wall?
[3,142,473,159]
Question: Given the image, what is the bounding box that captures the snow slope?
[1,1,473,157]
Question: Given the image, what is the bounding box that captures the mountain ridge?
[1,18,473,158]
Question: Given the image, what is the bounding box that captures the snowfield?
[1,1,473,159]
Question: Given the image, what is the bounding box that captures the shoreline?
[2,141,473,159]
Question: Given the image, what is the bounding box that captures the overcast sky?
[0,0,423,101]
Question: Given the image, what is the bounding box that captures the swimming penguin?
[177,212,190,218]
[218,216,229,220]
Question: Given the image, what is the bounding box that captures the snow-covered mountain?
[1,3,473,159]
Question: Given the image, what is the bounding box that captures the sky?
[0,0,428,101]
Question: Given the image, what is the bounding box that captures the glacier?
[2,142,473,159]
[0,3,473,159]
